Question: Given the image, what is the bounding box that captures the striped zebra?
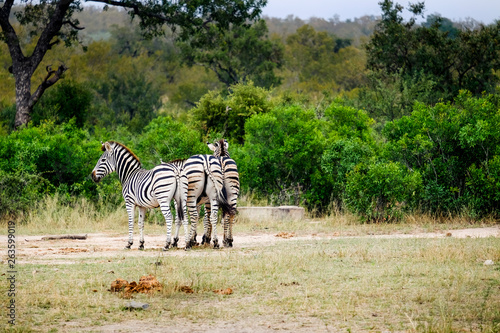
[170,154,232,249]
[91,141,188,251]
[203,139,240,247]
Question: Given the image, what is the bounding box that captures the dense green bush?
[235,104,328,208]
[193,81,273,143]
[344,161,422,222]
[0,120,102,216]
[32,80,93,128]
[136,116,208,166]
[383,92,500,217]
[321,138,374,207]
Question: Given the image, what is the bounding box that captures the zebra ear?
[104,142,113,153]
[207,143,216,152]
[223,139,229,150]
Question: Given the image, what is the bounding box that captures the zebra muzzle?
[91,171,100,183]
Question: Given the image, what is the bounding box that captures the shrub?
[382,91,500,217]
[235,104,328,208]
[321,138,374,206]
[0,120,101,218]
[136,116,207,166]
[192,81,273,143]
[344,161,422,222]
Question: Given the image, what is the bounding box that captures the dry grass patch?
[2,236,499,332]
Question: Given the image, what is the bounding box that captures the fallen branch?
[41,234,87,240]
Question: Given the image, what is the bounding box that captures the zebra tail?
[175,174,185,221]
[217,188,233,217]
[202,157,233,217]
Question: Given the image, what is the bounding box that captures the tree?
[0,0,266,129]
[178,19,283,89]
[284,24,363,93]
[366,0,500,103]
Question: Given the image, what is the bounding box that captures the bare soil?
[4,226,499,332]
[11,226,500,265]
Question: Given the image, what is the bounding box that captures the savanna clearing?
[1,206,500,333]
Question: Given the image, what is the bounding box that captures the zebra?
[203,139,240,247]
[170,154,233,249]
[91,141,188,251]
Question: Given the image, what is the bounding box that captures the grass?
[2,194,497,236]
[1,195,499,332]
[1,237,500,332]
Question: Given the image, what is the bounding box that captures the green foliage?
[353,69,438,123]
[94,61,163,132]
[32,80,93,127]
[235,104,329,208]
[136,116,207,167]
[366,0,500,103]
[193,81,273,143]
[179,19,283,89]
[322,100,376,142]
[0,170,50,217]
[284,25,365,93]
[321,138,374,206]
[344,161,423,222]
[383,91,500,216]
[0,121,102,217]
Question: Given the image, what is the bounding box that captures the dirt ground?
[4,225,500,332]
[11,225,500,265]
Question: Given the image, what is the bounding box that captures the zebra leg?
[186,204,199,249]
[160,202,174,251]
[138,206,146,250]
[223,213,235,248]
[181,199,189,249]
[201,202,212,245]
[209,200,220,249]
[125,203,135,250]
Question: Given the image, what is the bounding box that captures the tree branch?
[0,0,25,63]
[63,20,85,30]
[30,64,68,107]
[30,0,73,71]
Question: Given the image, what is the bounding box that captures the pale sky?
[262,0,500,24]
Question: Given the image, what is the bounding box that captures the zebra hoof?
[124,242,133,250]
[223,239,233,248]
[213,240,219,249]
[138,241,145,251]
[162,246,170,252]
[172,237,179,248]
[162,242,171,251]
[201,235,210,245]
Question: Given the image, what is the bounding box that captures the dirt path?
[8,226,500,265]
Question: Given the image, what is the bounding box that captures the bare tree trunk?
[13,67,33,128]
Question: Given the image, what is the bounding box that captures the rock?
[125,301,149,310]
[484,260,494,266]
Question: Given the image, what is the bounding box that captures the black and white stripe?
[171,154,232,249]
[91,141,188,250]
[206,139,240,247]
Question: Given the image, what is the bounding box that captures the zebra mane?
[218,139,227,156]
[165,158,186,164]
[104,141,141,164]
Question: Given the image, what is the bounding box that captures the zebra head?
[91,141,116,183]
[207,139,229,158]
[207,139,227,157]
